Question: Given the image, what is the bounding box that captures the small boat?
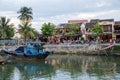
[2,42,52,60]
[0,59,6,64]
[0,55,8,64]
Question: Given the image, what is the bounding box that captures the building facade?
[56,19,120,42]
[114,21,120,42]
[56,20,88,40]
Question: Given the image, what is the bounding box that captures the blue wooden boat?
[2,42,52,59]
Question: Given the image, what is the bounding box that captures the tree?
[67,23,80,35]
[0,16,14,38]
[17,6,33,22]
[31,30,40,38]
[19,22,36,45]
[90,22,103,39]
[17,6,37,45]
[6,27,14,38]
[41,22,55,36]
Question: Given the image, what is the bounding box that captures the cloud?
[33,10,120,32]
[0,0,120,32]
[96,1,107,7]
[32,21,44,30]
[0,11,18,18]
[0,11,19,28]
[0,9,120,32]
[37,10,120,24]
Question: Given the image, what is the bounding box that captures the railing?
[114,30,120,33]
[103,30,112,32]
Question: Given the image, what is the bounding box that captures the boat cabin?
[24,42,46,56]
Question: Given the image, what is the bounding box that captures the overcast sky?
[0,0,120,31]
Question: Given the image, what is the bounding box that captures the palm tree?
[19,22,36,45]
[17,6,33,22]
[0,16,14,39]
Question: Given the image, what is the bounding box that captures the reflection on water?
[0,60,55,80]
[0,55,120,80]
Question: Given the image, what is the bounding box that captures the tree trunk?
[24,35,27,45]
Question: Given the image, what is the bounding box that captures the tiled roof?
[56,19,119,29]
[68,20,88,23]
[85,23,96,28]
[99,19,114,22]
[56,23,69,29]
[114,21,120,25]
[90,19,99,23]
[56,23,82,29]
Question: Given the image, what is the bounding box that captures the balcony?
[114,30,120,33]
[103,30,112,32]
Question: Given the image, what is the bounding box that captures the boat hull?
[0,60,6,64]
[3,49,49,60]
[8,54,49,60]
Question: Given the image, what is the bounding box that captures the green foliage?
[66,31,75,36]
[6,27,14,38]
[32,30,40,38]
[90,23,103,38]
[61,29,66,34]
[0,16,14,38]
[41,22,55,36]
[18,6,36,45]
[111,45,120,53]
[67,23,80,35]
[19,22,36,45]
[17,6,33,22]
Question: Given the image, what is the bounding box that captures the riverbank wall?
[44,44,102,54]
[44,44,120,56]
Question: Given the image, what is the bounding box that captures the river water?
[0,54,120,80]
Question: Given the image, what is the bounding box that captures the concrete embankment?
[44,44,120,56]
[44,44,102,54]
